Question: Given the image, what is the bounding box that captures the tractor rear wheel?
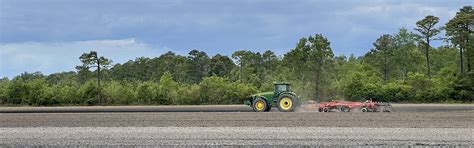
[252,98,268,112]
[277,94,298,112]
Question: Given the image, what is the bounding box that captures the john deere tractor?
[244,83,299,112]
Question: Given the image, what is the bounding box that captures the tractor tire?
[361,107,368,112]
[277,94,298,112]
[252,98,268,112]
[264,105,272,112]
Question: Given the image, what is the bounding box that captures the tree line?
[0,6,472,106]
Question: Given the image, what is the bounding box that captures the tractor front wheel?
[277,94,298,112]
[252,98,268,112]
[264,105,272,112]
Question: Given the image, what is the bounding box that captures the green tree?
[173,84,201,105]
[0,77,9,104]
[78,80,99,105]
[262,50,278,71]
[76,51,112,104]
[103,81,134,104]
[260,50,281,86]
[45,71,77,85]
[415,15,441,78]
[307,34,334,100]
[445,6,474,73]
[158,71,178,104]
[431,46,459,76]
[129,57,152,81]
[343,63,383,101]
[135,82,154,104]
[199,76,228,104]
[231,50,251,83]
[150,51,177,80]
[370,34,394,83]
[6,78,27,104]
[450,72,474,102]
[228,81,258,104]
[210,54,234,77]
[25,78,50,105]
[231,50,263,87]
[187,50,211,83]
[284,34,334,100]
[55,84,80,105]
[407,72,436,102]
[17,71,44,80]
[392,28,423,80]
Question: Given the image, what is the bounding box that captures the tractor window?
[275,85,289,92]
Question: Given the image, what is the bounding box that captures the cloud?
[0,38,168,78]
[1,0,472,77]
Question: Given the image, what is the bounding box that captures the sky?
[0,0,472,78]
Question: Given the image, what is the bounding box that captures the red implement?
[318,100,392,112]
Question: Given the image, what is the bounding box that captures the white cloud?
[0,38,168,78]
[0,1,470,75]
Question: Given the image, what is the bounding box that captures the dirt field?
[1,104,473,147]
[2,127,472,146]
[1,112,473,128]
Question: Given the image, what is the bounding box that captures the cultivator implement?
[318,100,394,112]
[245,83,395,113]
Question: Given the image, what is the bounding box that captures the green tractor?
[244,83,299,112]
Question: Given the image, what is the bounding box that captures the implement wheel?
[323,107,329,112]
[277,94,298,112]
[252,98,268,112]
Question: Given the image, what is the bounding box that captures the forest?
[0,6,473,106]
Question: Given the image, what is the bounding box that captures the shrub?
[78,81,99,105]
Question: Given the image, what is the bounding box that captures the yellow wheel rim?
[279,97,293,110]
[255,100,265,111]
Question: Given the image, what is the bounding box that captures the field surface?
[1,104,473,147]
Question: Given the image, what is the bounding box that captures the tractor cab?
[274,83,291,93]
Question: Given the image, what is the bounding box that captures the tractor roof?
[274,82,290,85]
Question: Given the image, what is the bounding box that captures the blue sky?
[0,0,472,78]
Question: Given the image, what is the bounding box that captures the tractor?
[244,83,299,112]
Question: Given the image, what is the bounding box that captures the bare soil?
[1,111,473,128]
[1,104,473,146]
[2,127,472,146]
